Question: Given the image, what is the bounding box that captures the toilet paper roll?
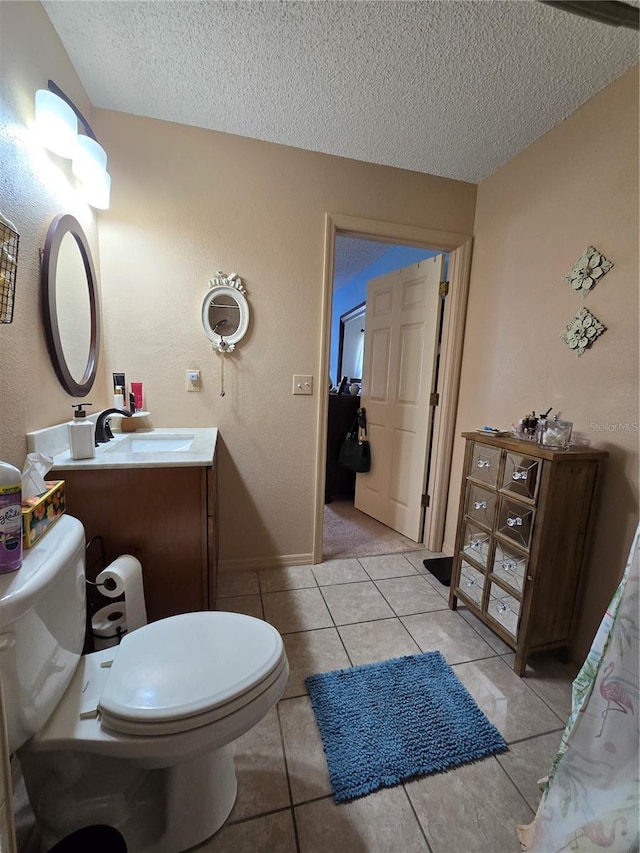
[91,602,127,650]
[96,555,147,631]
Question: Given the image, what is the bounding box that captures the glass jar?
[539,418,573,450]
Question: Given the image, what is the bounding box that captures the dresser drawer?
[458,560,485,606]
[469,442,501,487]
[465,482,497,529]
[487,583,521,639]
[500,452,541,503]
[496,497,535,550]
[492,540,527,594]
[461,521,491,569]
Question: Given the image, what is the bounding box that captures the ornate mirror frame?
[201,271,250,352]
[41,213,100,396]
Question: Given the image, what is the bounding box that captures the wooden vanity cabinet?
[55,458,218,622]
[449,433,607,675]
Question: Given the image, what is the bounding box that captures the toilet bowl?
[0,516,288,852]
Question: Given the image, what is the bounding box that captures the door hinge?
[429,392,439,406]
[439,280,449,297]
[421,494,430,507]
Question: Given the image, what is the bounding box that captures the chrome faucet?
[95,408,133,444]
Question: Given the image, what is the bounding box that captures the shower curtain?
[517,523,639,852]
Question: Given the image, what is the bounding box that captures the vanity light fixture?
[34,80,111,210]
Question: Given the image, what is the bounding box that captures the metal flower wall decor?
[560,307,606,356]
[564,245,613,297]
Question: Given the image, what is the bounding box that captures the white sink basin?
[104,433,196,453]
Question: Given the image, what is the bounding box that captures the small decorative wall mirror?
[201,271,249,353]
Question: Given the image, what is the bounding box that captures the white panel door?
[354,255,444,541]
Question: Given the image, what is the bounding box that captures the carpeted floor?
[323,500,425,559]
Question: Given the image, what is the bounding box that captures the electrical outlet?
[186,369,201,391]
[292,374,313,395]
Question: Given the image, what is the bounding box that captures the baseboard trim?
[218,553,314,573]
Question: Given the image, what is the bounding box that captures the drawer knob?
[512,470,528,481]
[497,602,509,613]
[470,539,483,549]
[503,560,517,572]
[507,516,523,527]
[466,578,476,587]
[477,459,491,469]
[474,500,488,510]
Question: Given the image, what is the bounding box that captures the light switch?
[187,369,201,391]
[292,374,313,395]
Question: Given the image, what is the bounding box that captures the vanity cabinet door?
[207,457,219,609]
[58,465,211,622]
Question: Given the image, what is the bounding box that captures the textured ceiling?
[42,0,638,184]
[334,237,395,290]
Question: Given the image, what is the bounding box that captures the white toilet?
[0,515,288,852]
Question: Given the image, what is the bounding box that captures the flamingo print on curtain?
[518,523,639,852]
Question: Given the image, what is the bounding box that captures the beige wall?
[446,68,639,662]
[2,1,635,664]
[0,2,108,468]
[93,111,476,567]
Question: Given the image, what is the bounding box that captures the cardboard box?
[22,480,65,549]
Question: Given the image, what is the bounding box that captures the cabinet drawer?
[487,583,521,639]
[500,453,541,503]
[492,540,527,594]
[469,442,501,487]
[465,483,497,529]
[461,522,491,569]
[458,560,485,606]
[496,497,535,550]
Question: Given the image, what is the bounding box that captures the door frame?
[313,213,473,563]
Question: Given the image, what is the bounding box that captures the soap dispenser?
[68,404,95,460]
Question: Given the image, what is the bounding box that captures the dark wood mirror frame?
[41,214,100,397]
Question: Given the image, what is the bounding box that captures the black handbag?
[339,408,371,473]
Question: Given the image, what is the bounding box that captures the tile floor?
[197,550,577,853]
[13,549,576,853]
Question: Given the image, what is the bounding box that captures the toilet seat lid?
[98,612,283,726]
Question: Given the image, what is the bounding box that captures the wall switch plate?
[292,375,313,395]
[187,369,201,391]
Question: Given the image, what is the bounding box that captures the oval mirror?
[201,274,249,352]
[41,214,100,396]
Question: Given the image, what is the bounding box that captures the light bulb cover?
[72,135,107,183]
[35,89,77,158]
[83,169,111,210]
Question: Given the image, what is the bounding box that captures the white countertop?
[50,428,218,471]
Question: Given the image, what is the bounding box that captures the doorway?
[314,214,473,564]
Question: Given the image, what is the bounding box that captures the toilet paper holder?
[86,575,119,593]
[85,535,128,651]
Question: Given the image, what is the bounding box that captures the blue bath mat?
[305,651,507,803]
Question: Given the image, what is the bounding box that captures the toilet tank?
[0,515,86,752]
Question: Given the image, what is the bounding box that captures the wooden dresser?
[449,432,607,675]
[325,393,360,503]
